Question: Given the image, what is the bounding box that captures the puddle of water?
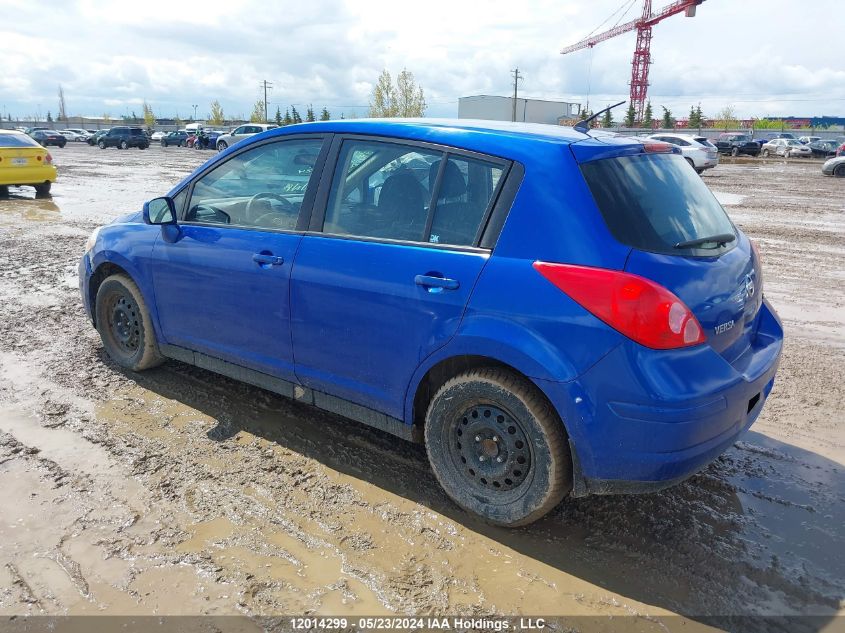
[712,191,746,206]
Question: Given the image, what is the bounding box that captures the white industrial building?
[458,95,581,125]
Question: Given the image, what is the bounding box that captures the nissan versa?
[79,119,783,526]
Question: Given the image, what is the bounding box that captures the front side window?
[324,140,503,246]
[185,138,322,231]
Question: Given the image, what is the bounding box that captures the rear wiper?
[674,233,736,249]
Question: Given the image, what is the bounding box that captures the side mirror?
[143,196,177,225]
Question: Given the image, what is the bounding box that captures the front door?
[151,136,326,380]
[291,137,508,419]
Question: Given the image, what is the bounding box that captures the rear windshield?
[0,134,40,148]
[581,153,736,256]
[694,137,715,148]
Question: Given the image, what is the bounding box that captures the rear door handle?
[252,253,284,266]
[415,274,459,291]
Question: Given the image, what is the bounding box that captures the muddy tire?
[424,368,571,527]
[34,182,51,196]
[95,274,164,372]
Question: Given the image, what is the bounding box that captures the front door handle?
[415,274,459,291]
[252,253,284,266]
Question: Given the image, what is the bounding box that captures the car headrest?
[430,159,467,199]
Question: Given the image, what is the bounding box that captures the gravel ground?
[0,144,842,630]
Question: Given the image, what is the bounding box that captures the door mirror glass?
[144,196,177,225]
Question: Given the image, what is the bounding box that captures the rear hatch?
[0,134,50,175]
[573,141,762,362]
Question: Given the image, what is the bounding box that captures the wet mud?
[0,145,843,628]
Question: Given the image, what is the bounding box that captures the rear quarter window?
[580,153,736,257]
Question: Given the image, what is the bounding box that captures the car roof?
[258,118,616,160]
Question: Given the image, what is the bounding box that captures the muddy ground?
[0,144,842,630]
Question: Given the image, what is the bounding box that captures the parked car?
[760,138,812,158]
[58,130,88,142]
[807,140,839,158]
[647,133,719,174]
[0,130,56,196]
[837,141,845,157]
[215,123,278,151]
[97,126,149,150]
[61,128,91,141]
[150,131,165,141]
[160,131,190,147]
[797,136,820,145]
[821,156,845,177]
[23,127,50,135]
[78,119,782,527]
[87,130,108,146]
[65,128,91,138]
[715,133,760,156]
[29,130,67,148]
[186,130,221,149]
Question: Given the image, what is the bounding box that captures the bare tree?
[57,85,67,122]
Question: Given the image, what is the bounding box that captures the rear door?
[150,135,327,380]
[579,150,762,363]
[290,137,509,419]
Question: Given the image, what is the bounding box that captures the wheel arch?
[88,253,156,333]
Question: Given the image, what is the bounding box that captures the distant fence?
[0,118,243,132]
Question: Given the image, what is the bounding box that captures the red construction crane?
[561,0,705,122]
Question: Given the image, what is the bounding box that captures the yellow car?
[0,129,57,196]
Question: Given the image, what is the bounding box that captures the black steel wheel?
[95,274,163,371]
[425,368,571,527]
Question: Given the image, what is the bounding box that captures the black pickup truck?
[715,133,760,157]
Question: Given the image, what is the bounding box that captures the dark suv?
[715,133,760,157]
[97,127,149,150]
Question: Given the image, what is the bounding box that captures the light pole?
[192,104,198,121]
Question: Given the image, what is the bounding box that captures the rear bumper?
[0,165,57,187]
[537,297,783,495]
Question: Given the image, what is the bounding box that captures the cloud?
[0,0,843,120]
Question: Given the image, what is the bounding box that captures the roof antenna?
[574,100,625,133]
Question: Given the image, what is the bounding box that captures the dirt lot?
[0,144,843,630]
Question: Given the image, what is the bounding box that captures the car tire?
[120,140,129,150]
[98,141,106,149]
[834,164,845,178]
[59,141,66,148]
[761,149,769,157]
[95,274,164,372]
[34,182,51,196]
[0,186,9,198]
[161,140,166,147]
[139,144,147,150]
[179,140,186,147]
[696,168,705,175]
[730,147,739,157]
[424,368,571,527]
[217,141,228,152]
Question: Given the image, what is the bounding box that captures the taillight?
[533,262,706,349]
[44,153,52,164]
[642,141,673,153]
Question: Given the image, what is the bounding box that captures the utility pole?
[261,80,273,123]
[192,104,198,120]
[511,68,523,122]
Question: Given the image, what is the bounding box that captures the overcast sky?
[2,0,843,122]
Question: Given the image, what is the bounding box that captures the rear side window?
[0,134,39,148]
[324,140,504,246]
[581,153,736,256]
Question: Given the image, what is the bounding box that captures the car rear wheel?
[34,182,51,196]
[217,141,228,152]
[119,140,129,150]
[684,157,695,170]
[834,164,845,178]
[730,147,739,157]
[95,274,164,372]
[424,368,571,527]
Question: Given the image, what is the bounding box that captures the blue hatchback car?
[79,119,783,526]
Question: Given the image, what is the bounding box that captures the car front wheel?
[95,274,164,372]
[425,368,571,527]
[119,140,129,150]
[834,164,845,178]
[731,147,739,157]
[217,141,228,152]
[98,141,106,149]
[761,149,769,157]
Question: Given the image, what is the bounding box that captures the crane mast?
[561,0,704,122]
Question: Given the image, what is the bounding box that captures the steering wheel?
[245,192,295,218]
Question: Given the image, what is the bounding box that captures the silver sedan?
[821,156,845,177]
